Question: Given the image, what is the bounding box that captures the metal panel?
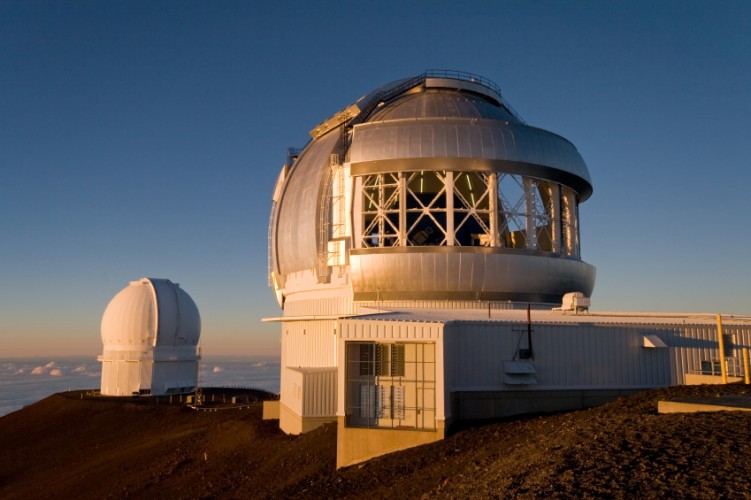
[283,320,337,368]
[302,369,337,416]
[444,320,751,393]
[339,320,443,341]
[368,91,517,123]
[350,249,596,303]
[274,131,340,275]
[349,120,592,199]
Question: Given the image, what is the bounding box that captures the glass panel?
[498,173,527,248]
[406,171,448,246]
[345,342,435,430]
[454,172,491,246]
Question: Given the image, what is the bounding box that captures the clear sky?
[2,1,750,357]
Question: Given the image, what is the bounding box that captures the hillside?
[1,385,751,499]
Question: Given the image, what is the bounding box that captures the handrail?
[423,69,526,124]
[354,69,525,127]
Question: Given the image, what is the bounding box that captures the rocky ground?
[2,385,751,499]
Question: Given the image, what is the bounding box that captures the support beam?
[717,314,728,384]
[549,183,561,253]
[524,177,537,250]
[445,171,454,246]
[398,172,407,246]
[489,173,500,247]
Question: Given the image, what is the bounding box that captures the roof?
[343,307,751,327]
[101,277,201,348]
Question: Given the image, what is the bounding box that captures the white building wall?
[302,369,338,416]
[283,368,304,415]
[444,321,751,392]
[279,317,338,424]
[283,320,338,368]
[100,360,143,396]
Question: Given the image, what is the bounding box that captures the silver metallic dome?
[270,70,595,306]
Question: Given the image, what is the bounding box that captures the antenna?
[194,345,203,406]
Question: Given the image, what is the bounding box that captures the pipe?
[526,304,533,359]
[716,314,728,384]
[743,347,750,385]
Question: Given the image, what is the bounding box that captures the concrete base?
[658,396,751,414]
[684,373,744,385]
[262,400,280,420]
[336,417,445,469]
[278,402,336,435]
[452,388,646,419]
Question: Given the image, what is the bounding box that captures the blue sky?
[1,1,750,357]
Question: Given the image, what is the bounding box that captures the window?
[357,170,581,256]
[346,342,435,430]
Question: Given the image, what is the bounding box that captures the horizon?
[2,1,750,357]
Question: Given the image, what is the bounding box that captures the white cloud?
[31,366,45,375]
[251,362,267,368]
[50,369,63,376]
[45,361,56,368]
[212,366,223,373]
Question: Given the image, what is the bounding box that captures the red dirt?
[2,385,751,499]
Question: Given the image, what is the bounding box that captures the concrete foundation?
[684,373,744,385]
[451,388,647,419]
[658,396,751,414]
[279,402,336,435]
[336,417,446,469]
[262,400,280,420]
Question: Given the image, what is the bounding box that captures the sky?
[1,1,750,357]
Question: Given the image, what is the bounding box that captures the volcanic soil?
[2,385,751,499]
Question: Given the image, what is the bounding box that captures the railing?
[344,70,525,152]
[692,357,746,378]
[423,69,526,124]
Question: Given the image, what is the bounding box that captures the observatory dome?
[99,277,201,397]
[270,70,595,306]
[101,277,200,349]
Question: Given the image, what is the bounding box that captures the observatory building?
[99,278,201,396]
[266,71,751,467]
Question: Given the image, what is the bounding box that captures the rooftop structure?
[270,69,594,307]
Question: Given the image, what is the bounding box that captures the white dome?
[101,278,201,349]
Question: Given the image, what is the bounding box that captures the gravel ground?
[1,385,750,499]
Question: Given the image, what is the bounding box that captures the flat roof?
[343,308,751,327]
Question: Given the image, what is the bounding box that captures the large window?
[345,342,436,430]
[357,170,580,256]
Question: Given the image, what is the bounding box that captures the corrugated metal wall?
[303,369,337,416]
[445,322,751,391]
[280,318,338,419]
[283,319,338,367]
[281,368,337,417]
[284,295,355,316]
[339,320,443,341]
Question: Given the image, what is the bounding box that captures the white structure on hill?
[265,70,751,467]
[99,277,201,396]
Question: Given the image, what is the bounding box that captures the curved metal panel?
[101,278,156,347]
[274,131,340,275]
[368,91,518,123]
[350,250,596,303]
[101,278,200,349]
[349,119,592,198]
[150,278,201,347]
